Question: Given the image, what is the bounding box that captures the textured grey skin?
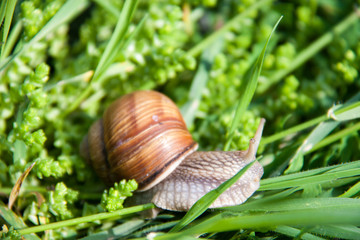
[148,151,263,211]
[131,119,265,212]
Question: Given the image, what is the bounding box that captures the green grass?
[0,0,359,239]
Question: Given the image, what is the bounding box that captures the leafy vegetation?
[0,0,359,239]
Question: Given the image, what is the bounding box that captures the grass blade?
[339,181,360,198]
[285,99,360,174]
[260,160,360,189]
[223,16,282,151]
[1,20,22,59]
[17,204,154,235]
[91,0,139,82]
[310,225,360,240]
[309,121,360,154]
[334,104,360,121]
[181,38,224,127]
[231,197,360,212]
[0,0,89,71]
[285,121,339,174]
[260,95,360,146]
[0,0,17,60]
[0,1,6,27]
[274,226,326,240]
[222,187,301,212]
[261,168,360,191]
[181,202,360,236]
[79,219,146,240]
[0,203,41,240]
[187,0,273,57]
[92,0,121,17]
[63,0,140,116]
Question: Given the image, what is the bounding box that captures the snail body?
[81,90,264,211]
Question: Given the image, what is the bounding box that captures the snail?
[80,90,265,212]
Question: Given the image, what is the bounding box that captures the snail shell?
[81,90,265,212]
[80,90,198,191]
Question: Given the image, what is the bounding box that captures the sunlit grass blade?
[0,1,6,26]
[285,121,339,174]
[1,20,22,59]
[334,104,360,121]
[122,13,147,53]
[181,38,224,127]
[0,0,89,71]
[260,166,360,191]
[223,16,282,151]
[309,121,360,154]
[187,0,273,57]
[260,94,360,145]
[91,0,139,82]
[310,224,360,240]
[229,197,360,212]
[339,181,360,198]
[169,161,257,233]
[17,203,154,235]
[0,0,17,60]
[285,99,360,174]
[131,221,179,238]
[79,219,146,240]
[222,187,301,212]
[274,226,326,240]
[64,0,142,116]
[261,160,360,187]
[179,203,360,237]
[92,0,121,17]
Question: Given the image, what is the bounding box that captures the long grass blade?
[339,181,360,198]
[260,160,360,189]
[260,91,360,146]
[0,0,17,60]
[92,0,121,17]
[0,0,89,71]
[182,202,360,236]
[285,100,360,174]
[284,121,339,174]
[1,20,22,59]
[92,0,139,82]
[261,168,360,191]
[181,38,224,127]
[63,0,141,116]
[274,226,326,240]
[0,203,41,240]
[309,224,360,240]
[223,16,282,151]
[230,197,360,212]
[0,1,6,27]
[17,204,154,235]
[79,219,146,240]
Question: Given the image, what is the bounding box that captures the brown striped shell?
[80,90,198,191]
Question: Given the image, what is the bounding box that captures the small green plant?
[101,180,138,212]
